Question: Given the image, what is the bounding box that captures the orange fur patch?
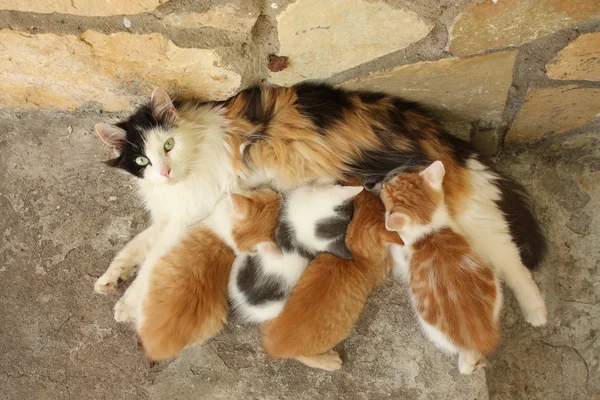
[381,172,442,225]
[231,189,281,252]
[261,191,396,358]
[411,228,500,354]
[138,226,234,361]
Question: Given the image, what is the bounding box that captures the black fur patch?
[346,148,430,190]
[236,255,287,305]
[294,82,353,132]
[275,212,316,260]
[315,199,355,259]
[327,238,353,260]
[386,98,434,141]
[240,85,272,123]
[494,170,547,269]
[105,104,168,178]
[357,91,387,104]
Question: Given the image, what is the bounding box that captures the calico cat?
[260,190,404,371]
[136,188,277,360]
[227,185,361,323]
[380,161,502,374]
[94,89,241,319]
[95,83,546,326]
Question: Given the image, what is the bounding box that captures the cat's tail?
[137,228,233,361]
[492,167,548,270]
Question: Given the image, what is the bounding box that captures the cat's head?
[230,188,283,259]
[95,88,198,184]
[380,161,445,233]
[276,184,363,260]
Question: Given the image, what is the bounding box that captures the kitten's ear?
[95,123,126,153]
[380,229,405,246]
[151,88,177,124]
[385,212,409,231]
[420,161,445,190]
[256,241,283,260]
[230,194,252,219]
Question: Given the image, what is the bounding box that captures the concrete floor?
[0,109,598,400]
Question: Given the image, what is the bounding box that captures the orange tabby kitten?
[138,189,278,361]
[380,161,502,374]
[260,190,403,371]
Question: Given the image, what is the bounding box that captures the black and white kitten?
[228,184,363,322]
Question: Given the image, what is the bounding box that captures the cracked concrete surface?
[0,110,598,399]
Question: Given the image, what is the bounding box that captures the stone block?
[546,33,600,81]
[0,30,241,111]
[342,51,518,124]
[0,0,168,16]
[449,0,600,55]
[162,4,259,33]
[506,85,600,143]
[269,0,433,86]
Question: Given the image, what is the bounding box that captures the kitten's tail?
[137,228,233,361]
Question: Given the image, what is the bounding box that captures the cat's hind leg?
[95,225,157,294]
[294,350,342,371]
[458,350,485,375]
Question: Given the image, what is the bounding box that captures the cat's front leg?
[95,224,158,294]
[114,276,143,323]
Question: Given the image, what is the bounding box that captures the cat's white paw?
[523,302,547,327]
[296,350,343,371]
[114,296,136,323]
[94,273,118,294]
[94,260,137,294]
[458,351,485,375]
[317,350,343,371]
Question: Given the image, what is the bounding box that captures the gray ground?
[0,110,598,400]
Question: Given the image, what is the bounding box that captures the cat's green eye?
[135,156,149,166]
[164,138,175,152]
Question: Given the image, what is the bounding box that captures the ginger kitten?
[260,190,403,371]
[380,161,502,374]
[136,189,277,361]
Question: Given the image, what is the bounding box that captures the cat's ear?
[256,241,283,260]
[420,161,445,190]
[385,212,409,231]
[230,194,252,219]
[95,123,126,153]
[151,88,177,124]
[380,229,405,246]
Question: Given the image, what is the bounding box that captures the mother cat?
[95,83,547,326]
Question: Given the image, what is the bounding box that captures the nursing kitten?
[380,161,502,374]
[261,190,404,371]
[227,185,361,323]
[97,83,547,327]
[136,189,277,360]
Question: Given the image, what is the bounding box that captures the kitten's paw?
[296,350,343,371]
[523,301,548,327]
[114,296,136,323]
[458,351,485,375]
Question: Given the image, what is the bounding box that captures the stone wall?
[1,0,599,153]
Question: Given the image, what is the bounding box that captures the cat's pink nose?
[161,169,171,177]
